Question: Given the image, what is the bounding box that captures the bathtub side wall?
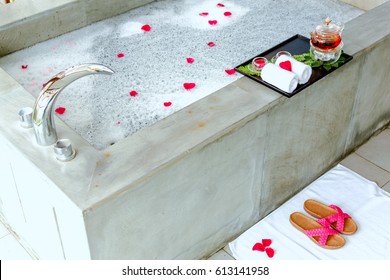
[84,91,269,259]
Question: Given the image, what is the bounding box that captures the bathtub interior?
[0,0,363,150]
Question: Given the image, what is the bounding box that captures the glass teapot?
[310,18,344,64]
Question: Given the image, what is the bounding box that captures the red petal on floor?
[225,69,236,75]
[164,102,172,107]
[55,107,66,115]
[141,24,151,32]
[117,121,121,125]
[217,3,225,7]
[252,243,265,252]
[207,42,216,47]
[208,20,218,25]
[224,11,232,16]
[117,53,125,58]
[265,247,275,258]
[186,57,195,64]
[21,65,28,69]
[262,239,272,247]
[129,90,138,97]
[199,12,209,16]
[183,83,196,90]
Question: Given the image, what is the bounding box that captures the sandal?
[304,199,357,235]
[290,212,345,249]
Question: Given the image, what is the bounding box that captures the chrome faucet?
[33,64,114,146]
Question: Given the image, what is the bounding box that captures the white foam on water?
[166,0,249,30]
[118,21,145,37]
[0,0,364,149]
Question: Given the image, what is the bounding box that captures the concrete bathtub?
[0,0,389,259]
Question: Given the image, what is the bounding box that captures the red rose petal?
[129,90,138,97]
[117,121,121,125]
[265,247,275,258]
[208,20,218,25]
[183,82,196,90]
[141,24,151,32]
[252,243,265,252]
[117,53,125,58]
[199,12,209,16]
[207,42,216,47]
[186,57,195,64]
[279,60,292,72]
[224,11,232,16]
[55,107,66,115]
[225,69,236,75]
[164,102,172,107]
[21,65,28,69]
[217,3,225,7]
[262,239,272,247]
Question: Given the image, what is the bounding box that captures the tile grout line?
[354,151,390,176]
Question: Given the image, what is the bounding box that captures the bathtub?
[0,0,389,259]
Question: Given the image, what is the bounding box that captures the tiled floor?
[1,127,389,260]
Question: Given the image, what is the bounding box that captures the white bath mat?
[229,164,390,259]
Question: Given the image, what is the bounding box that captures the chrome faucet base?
[32,64,114,146]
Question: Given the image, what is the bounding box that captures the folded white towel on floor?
[276,55,312,84]
[229,164,390,260]
[261,63,298,93]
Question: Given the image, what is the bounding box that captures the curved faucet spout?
[33,63,114,146]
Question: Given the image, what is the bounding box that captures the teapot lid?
[315,17,344,36]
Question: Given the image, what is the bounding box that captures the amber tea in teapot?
[310,18,344,64]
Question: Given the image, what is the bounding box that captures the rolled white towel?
[261,63,298,93]
[276,55,312,84]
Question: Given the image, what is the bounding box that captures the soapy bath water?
[0,0,363,149]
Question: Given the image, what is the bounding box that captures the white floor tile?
[0,234,33,260]
[356,129,390,172]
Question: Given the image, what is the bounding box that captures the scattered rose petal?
[130,90,138,97]
[207,42,216,47]
[164,102,172,107]
[117,53,125,58]
[225,69,236,75]
[252,243,265,252]
[224,11,232,16]
[279,60,292,72]
[208,20,218,25]
[265,247,275,258]
[262,239,272,247]
[183,82,196,90]
[21,65,28,69]
[141,24,151,32]
[186,57,195,64]
[117,121,121,125]
[217,3,225,7]
[55,107,66,115]
[199,12,209,16]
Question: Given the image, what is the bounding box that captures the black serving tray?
[235,34,353,98]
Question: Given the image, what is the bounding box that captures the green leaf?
[323,64,332,71]
[237,65,261,77]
